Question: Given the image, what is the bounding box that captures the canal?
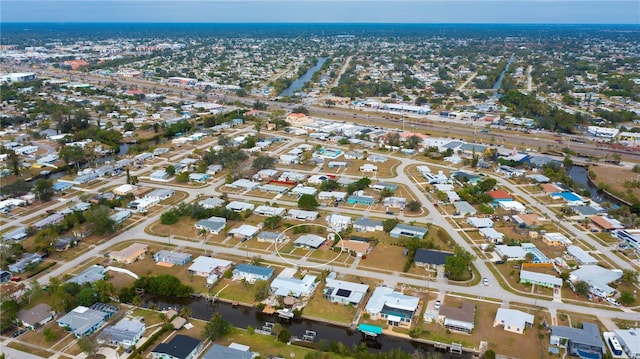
[145,296,472,358]
[491,58,514,98]
[280,57,330,97]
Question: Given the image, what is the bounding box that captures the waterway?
[280,57,329,97]
[491,58,515,98]
[144,296,472,358]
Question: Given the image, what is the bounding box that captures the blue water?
[280,57,329,97]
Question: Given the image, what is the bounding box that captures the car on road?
[434,300,441,309]
[386,211,394,215]
[12,329,26,337]
[483,278,489,286]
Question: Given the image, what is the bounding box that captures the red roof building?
[487,190,513,201]
[63,59,89,70]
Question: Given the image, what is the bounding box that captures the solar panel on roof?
[336,289,352,298]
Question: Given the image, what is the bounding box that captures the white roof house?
[543,232,572,246]
[365,286,419,325]
[199,197,225,209]
[324,278,369,305]
[194,216,226,234]
[254,205,286,217]
[270,268,318,297]
[229,224,260,240]
[493,308,534,335]
[227,179,260,191]
[288,209,319,221]
[353,218,383,232]
[360,164,378,173]
[226,201,255,212]
[570,266,622,297]
[467,217,494,228]
[479,228,505,244]
[566,245,598,266]
[454,201,477,216]
[498,200,526,212]
[495,245,527,261]
[614,328,640,359]
[520,270,563,288]
[318,191,347,201]
[294,234,326,249]
[291,186,317,196]
[326,214,352,232]
[188,256,232,277]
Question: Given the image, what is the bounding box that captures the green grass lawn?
[217,330,340,359]
[303,288,357,324]
[211,278,258,304]
[7,342,54,358]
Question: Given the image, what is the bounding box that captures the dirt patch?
[590,164,640,198]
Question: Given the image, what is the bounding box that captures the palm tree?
[179,306,193,319]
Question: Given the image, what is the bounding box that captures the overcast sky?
[2,0,639,24]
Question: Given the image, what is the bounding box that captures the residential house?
[360,164,378,173]
[18,303,53,330]
[145,189,175,202]
[550,323,605,359]
[439,302,476,333]
[567,245,598,266]
[294,234,326,249]
[414,249,453,268]
[151,335,202,359]
[383,197,407,209]
[493,308,534,334]
[149,170,170,182]
[68,265,107,285]
[590,216,625,232]
[33,213,64,230]
[110,210,131,224]
[291,185,317,197]
[188,173,210,183]
[226,201,255,212]
[520,269,563,288]
[58,303,118,338]
[344,151,365,160]
[260,184,289,194]
[228,224,259,241]
[270,268,318,298]
[232,264,274,283]
[467,217,494,228]
[8,253,43,273]
[288,209,319,221]
[206,164,223,175]
[109,243,147,264]
[318,191,347,202]
[323,278,369,305]
[326,214,352,232]
[390,224,428,239]
[257,231,287,243]
[543,232,572,246]
[614,328,640,359]
[128,198,159,213]
[0,271,11,283]
[201,344,252,359]
[3,226,28,241]
[365,286,420,327]
[353,218,383,232]
[153,250,192,266]
[198,197,225,209]
[194,216,226,234]
[479,228,505,244]
[98,318,146,349]
[347,195,375,206]
[487,190,513,202]
[227,179,260,191]
[188,256,233,284]
[453,201,477,216]
[336,239,370,258]
[254,205,286,217]
[570,266,622,298]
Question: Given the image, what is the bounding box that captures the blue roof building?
[347,195,375,205]
[232,264,274,284]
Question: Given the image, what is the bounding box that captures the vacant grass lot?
[7,341,54,358]
[211,278,259,304]
[303,287,357,324]
[341,157,401,178]
[590,164,640,199]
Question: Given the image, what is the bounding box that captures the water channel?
[280,57,330,97]
[491,58,515,98]
[144,296,472,358]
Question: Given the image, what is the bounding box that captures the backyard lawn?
[302,282,357,324]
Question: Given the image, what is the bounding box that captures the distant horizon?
[2,1,639,25]
[2,22,639,25]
